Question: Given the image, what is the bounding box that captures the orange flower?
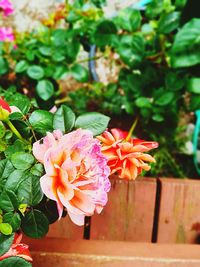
[98,128,158,180]
[0,233,32,262]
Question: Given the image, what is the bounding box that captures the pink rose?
[0,27,15,42]
[33,129,111,226]
[0,0,14,17]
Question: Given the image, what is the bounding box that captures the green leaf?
[21,209,49,238]
[0,160,14,178]
[190,94,200,111]
[0,57,8,75]
[152,114,165,122]
[30,164,44,177]
[51,29,66,46]
[71,64,89,83]
[165,72,184,91]
[187,78,200,94]
[27,65,44,80]
[0,257,32,267]
[15,60,29,73]
[53,105,76,133]
[17,174,43,206]
[11,152,35,171]
[158,12,180,34]
[9,112,23,120]
[117,34,144,67]
[75,112,110,136]
[175,0,187,9]
[93,20,117,47]
[0,190,19,212]
[135,97,152,108]
[0,234,14,256]
[53,65,69,80]
[5,170,25,192]
[36,80,54,101]
[29,110,53,135]
[171,19,200,67]
[39,199,59,224]
[39,46,52,56]
[25,50,35,61]
[0,223,12,235]
[3,213,21,231]
[0,160,15,185]
[116,8,141,32]
[52,50,65,62]
[155,92,174,106]
[0,121,5,138]
[65,38,80,63]
[8,93,31,115]
[145,0,164,19]
[5,140,26,158]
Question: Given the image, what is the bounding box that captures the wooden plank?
[47,216,84,240]
[23,237,200,267]
[157,178,200,243]
[90,176,157,241]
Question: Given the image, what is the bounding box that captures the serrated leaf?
[53,105,75,133]
[158,12,180,34]
[29,110,53,135]
[93,20,117,47]
[8,93,31,115]
[30,164,44,177]
[21,209,49,238]
[75,112,110,136]
[36,80,54,101]
[0,190,19,212]
[0,160,15,183]
[116,8,141,32]
[3,212,21,232]
[5,170,25,192]
[0,234,14,256]
[171,18,200,67]
[11,152,35,170]
[0,257,32,267]
[117,34,144,67]
[17,174,43,206]
[5,140,26,158]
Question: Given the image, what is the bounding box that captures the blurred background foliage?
[0,0,200,178]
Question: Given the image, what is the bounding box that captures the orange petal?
[111,128,128,141]
[138,153,156,162]
[70,190,95,214]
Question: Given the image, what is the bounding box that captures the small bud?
[0,98,11,121]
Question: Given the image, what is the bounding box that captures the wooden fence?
[47,176,200,244]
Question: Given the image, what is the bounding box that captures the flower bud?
[0,97,11,121]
